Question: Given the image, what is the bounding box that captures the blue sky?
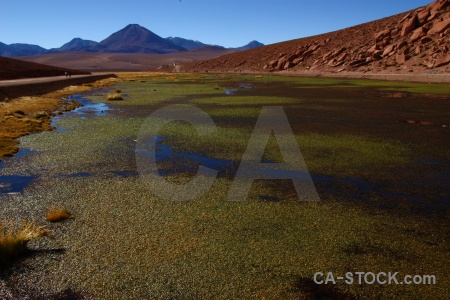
[1,0,432,49]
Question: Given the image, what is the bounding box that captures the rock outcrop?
[184,0,450,74]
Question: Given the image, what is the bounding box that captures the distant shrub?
[0,220,51,264]
[46,207,73,223]
[115,88,122,93]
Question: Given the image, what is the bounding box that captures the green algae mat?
[0,74,449,299]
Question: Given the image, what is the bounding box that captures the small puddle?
[225,88,237,95]
[56,172,92,178]
[155,138,235,175]
[137,137,425,203]
[50,116,67,132]
[225,83,255,95]
[67,94,112,117]
[239,83,254,89]
[111,170,139,177]
[52,94,113,130]
[15,148,38,158]
[0,148,39,194]
[418,159,450,167]
[136,136,235,176]
[0,148,38,169]
[0,175,36,195]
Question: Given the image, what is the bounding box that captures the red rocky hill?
[183,0,450,74]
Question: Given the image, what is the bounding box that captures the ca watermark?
[313,272,437,285]
[135,104,320,202]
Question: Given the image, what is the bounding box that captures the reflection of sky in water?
[225,83,254,95]
[0,175,36,194]
[239,83,254,89]
[225,88,237,95]
[136,136,235,176]
[69,94,113,116]
[52,94,114,130]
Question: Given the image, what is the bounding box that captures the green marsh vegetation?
[1,73,448,299]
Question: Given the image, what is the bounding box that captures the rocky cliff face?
[183,0,450,73]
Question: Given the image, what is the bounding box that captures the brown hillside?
[0,56,90,80]
[19,47,237,72]
[183,0,450,74]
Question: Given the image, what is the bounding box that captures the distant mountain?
[0,42,46,57]
[56,38,98,52]
[235,40,264,51]
[0,42,7,54]
[167,37,263,51]
[0,24,263,57]
[95,24,185,54]
[166,37,208,50]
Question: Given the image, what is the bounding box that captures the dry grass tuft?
[46,207,73,223]
[0,220,51,264]
[106,93,124,101]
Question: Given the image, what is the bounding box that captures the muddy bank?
[0,75,119,158]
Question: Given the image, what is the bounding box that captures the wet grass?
[246,75,450,94]
[88,75,225,106]
[144,112,412,178]
[1,73,448,299]
[8,176,447,299]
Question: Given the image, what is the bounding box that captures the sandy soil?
[19,47,237,72]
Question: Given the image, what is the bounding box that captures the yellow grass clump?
[106,92,124,101]
[46,207,73,223]
[0,220,51,264]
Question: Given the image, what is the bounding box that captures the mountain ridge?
[0,24,263,57]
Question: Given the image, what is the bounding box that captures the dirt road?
[0,74,107,87]
[0,74,116,101]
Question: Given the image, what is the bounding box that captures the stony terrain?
[183,0,450,74]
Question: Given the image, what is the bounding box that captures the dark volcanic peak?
[235,40,265,50]
[98,24,185,54]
